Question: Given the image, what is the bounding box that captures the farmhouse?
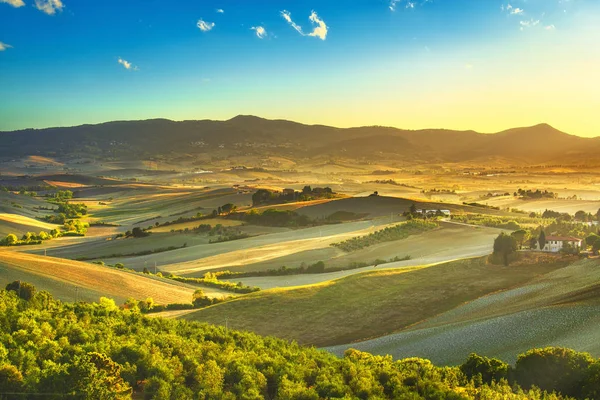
[542,236,582,253]
[415,209,451,217]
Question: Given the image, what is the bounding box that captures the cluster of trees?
[462,201,501,210]
[216,203,237,215]
[115,226,151,239]
[540,208,600,223]
[451,214,549,231]
[252,186,335,207]
[491,233,519,265]
[332,220,438,252]
[515,188,558,199]
[1,220,89,247]
[205,224,250,243]
[0,284,591,399]
[42,190,88,223]
[460,349,600,399]
[238,209,313,227]
[123,289,229,314]
[422,188,457,196]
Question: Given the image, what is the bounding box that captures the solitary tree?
[3,233,18,245]
[493,233,518,266]
[539,230,547,251]
[409,203,417,214]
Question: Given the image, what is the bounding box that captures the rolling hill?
[1,116,599,164]
[0,250,200,304]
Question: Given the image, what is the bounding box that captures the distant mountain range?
[1,115,599,164]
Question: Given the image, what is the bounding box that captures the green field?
[183,253,573,346]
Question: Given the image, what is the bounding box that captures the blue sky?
[1,0,599,136]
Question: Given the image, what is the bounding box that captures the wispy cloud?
[520,18,540,30]
[280,10,328,40]
[216,8,224,13]
[34,0,63,15]
[0,0,25,8]
[390,0,430,11]
[545,24,556,30]
[197,19,215,32]
[251,26,267,39]
[0,41,13,51]
[118,58,138,71]
[502,4,524,15]
[281,10,304,36]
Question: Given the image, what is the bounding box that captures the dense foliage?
[332,220,438,252]
[0,286,584,399]
[252,186,335,207]
[491,233,518,266]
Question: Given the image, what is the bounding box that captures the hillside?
[1,116,599,164]
[183,254,572,347]
[0,251,199,304]
[1,288,588,399]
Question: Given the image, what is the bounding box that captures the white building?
[542,236,582,253]
[415,209,451,217]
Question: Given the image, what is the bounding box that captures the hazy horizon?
[1,0,599,136]
[1,113,591,139]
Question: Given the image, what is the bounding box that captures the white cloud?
[307,11,328,40]
[511,7,524,15]
[118,58,138,71]
[34,0,63,15]
[216,8,224,13]
[0,0,25,8]
[197,19,215,32]
[280,10,328,40]
[251,26,267,39]
[545,24,556,30]
[520,18,540,30]
[0,42,13,51]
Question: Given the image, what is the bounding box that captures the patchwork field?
[3,160,600,367]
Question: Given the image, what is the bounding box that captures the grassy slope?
[183,253,572,347]
[0,250,221,304]
[326,257,600,365]
[0,213,60,237]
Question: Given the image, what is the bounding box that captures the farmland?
[3,145,600,368]
[183,253,573,347]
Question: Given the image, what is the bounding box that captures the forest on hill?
[1,283,600,399]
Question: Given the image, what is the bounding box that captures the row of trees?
[0,284,588,399]
[332,220,438,252]
[1,220,89,246]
